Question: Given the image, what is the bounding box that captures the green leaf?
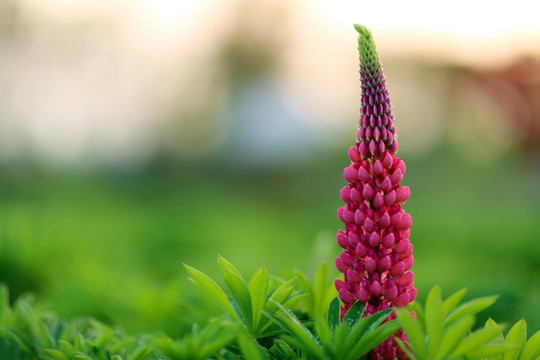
[395,309,425,358]
[184,264,237,319]
[294,270,313,314]
[438,315,475,358]
[272,338,299,359]
[326,297,340,336]
[504,319,527,360]
[223,269,252,328]
[521,329,540,360]
[342,308,393,357]
[342,301,366,331]
[238,334,270,360]
[127,346,154,360]
[519,330,540,360]
[45,349,70,360]
[313,263,329,317]
[442,288,467,318]
[0,284,11,326]
[263,300,324,359]
[346,320,401,360]
[395,337,417,360]
[249,266,269,333]
[218,255,243,279]
[467,343,515,359]
[425,285,443,359]
[452,324,505,356]
[444,295,498,326]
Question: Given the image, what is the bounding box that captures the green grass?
[0,146,538,334]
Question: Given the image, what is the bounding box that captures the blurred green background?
[0,0,539,335]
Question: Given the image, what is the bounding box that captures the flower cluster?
[335,24,416,360]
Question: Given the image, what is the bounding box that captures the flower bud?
[365,256,377,273]
[399,243,413,260]
[395,186,410,204]
[390,261,405,277]
[373,127,381,142]
[340,186,351,203]
[346,269,363,284]
[373,159,383,176]
[340,251,354,267]
[366,127,373,141]
[403,255,414,271]
[339,288,356,304]
[395,238,410,254]
[381,231,394,248]
[384,190,396,206]
[369,139,378,156]
[370,281,382,296]
[356,242,368,257]
[363,217,375,232]
[372,192,384,209]
[380,177,392,193]
[382,151,393,169]
[394,292,410,308]
[359,141,370,159]
[336,230,348,248]
[335,257,348,273]
[378,256,391,272]
[348,146,361,163]
[379,212,391,229]
[389,168,403,186]
[368,231,380,247]
[342,207,355,224]
[390,212,402,228]
[348,231,360,247]
[357,286,371,303]
[350,187,362,204]
[358,166,370,183]
[335,279,346,292]
[362,184,375,201]
[397,271,414,287]
[397,213,412,231]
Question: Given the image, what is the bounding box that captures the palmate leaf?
[444,295,498,326]
[223,269,253,329]
[425,285,443,360]
[333,301,366,354]
[451,324,505,356]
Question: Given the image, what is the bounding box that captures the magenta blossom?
[335,24,416,360]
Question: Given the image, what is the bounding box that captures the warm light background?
[1,0,539,334]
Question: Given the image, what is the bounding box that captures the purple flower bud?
[395,186,410,204]
[395,238,410,254]
[348,231,360,246]
[350,188,362,204]
[372,192,384,209]
[397,271,414,287]
[366,127,373,141]
[373,127,381,142]
[408,288,417,302]
[380,177,392,193]
[397,213,412,231]
[385,284,398,301]
[370,280,382,296]
[363,217,375,232]
[403,255,414,271]
[358,166,370,183]
[389,139,399,153]
[340,186,351,203]
[354,208,365,225]
[369,139,378,156]
[340,251,355,267]
[390,261,405,277]
[365,256,377,273]
[368,231,380,247]
[357,286,371,303]
[356,242,368,257]
[389,168,403,186]
[339,288,356,304]
[384,190,396,206]
[346,269,363,284]
[335,279,346,291]
[373,159,384,176]
[390,212,402,228]
[348,146,361,163]
[348,165,359,182]
[337,229,348,248]
[335,257,348,273]
[342,207,355,224]
[358,141,370,159]
[362,184,375,201]
[398,243,413,260]
[394,291,410,308]
[381,231,394,247]
[378,256,391,272]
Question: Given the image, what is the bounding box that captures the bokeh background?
[1,0,539,335]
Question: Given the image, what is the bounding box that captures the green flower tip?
[354,23,379,69]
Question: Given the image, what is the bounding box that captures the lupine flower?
[335,24,416,360]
